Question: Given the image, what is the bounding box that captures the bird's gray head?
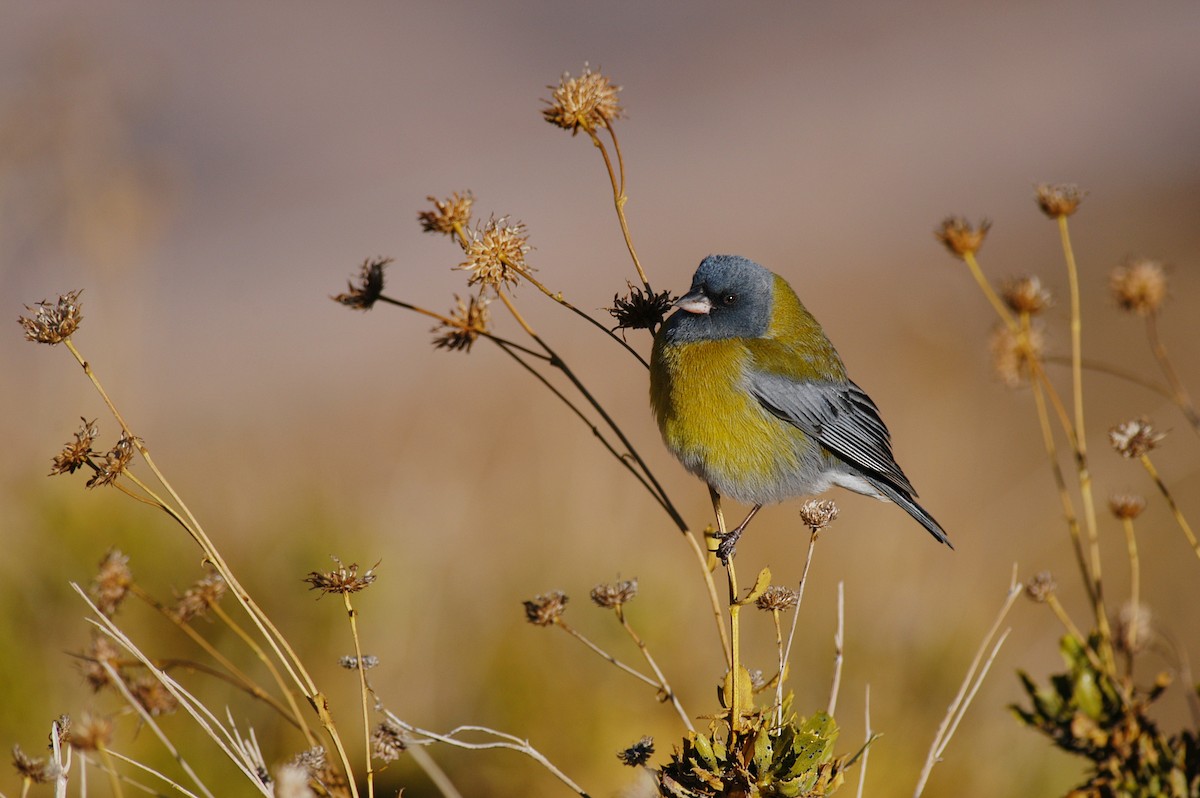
[658,255,775,343]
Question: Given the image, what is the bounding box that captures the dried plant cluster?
[12,65,1198,798]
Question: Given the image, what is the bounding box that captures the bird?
[649,254,951,563]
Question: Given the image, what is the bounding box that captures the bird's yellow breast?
[650,337,808,500]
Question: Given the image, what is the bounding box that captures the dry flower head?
[590,578,638,609]
[333,257,390,310]
[86,431,139,488]
[523,590,568,626]
[81,633,122,691]
[609,285,673,332]
[459,216,532,290]
[755,585,799,612]
[418,191,474,236]
[50,417,98,476]
[1001,275,1053,316]
[1108,493,1147,520]
[338,655,380,671]
[371,719,407,763]
[18,290,83,345]
[68,714,113,752]
[128,673,179,716]
[1109,417,1165,459]
[1035,183,1084,218]
[1025,571,1056,603]
[1110,258,1167,316]
[617,736,654,767]
[432,294,490,353]
[935,217,991,259]
[11,744,56,783]
[543,65,623,134]
[273,763,317,798]
[1115,601,1153,656]
[90,549,132,618]
[304,558,378,596]
[990,322,1045,388]
[799,498,839,531]
[172,571,227,623]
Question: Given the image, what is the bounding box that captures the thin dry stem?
[856,685,873,798]
[827,581,845,717]
[1139,454,1200,561]
[1145,312,1200,434]
[341,593,376,798]
[778,529,819,726]
[615,610,694,730]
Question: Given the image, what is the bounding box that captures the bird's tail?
[869,479,953,549]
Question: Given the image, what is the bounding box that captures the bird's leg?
[706,485,728,570]
[716,504,762,565]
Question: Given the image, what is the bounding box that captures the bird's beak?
[673,289,713,315]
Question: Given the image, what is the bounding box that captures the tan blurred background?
[3,1,1199,796]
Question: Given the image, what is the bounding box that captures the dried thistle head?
[432,294,490,353]
[590,579,638,609]
[304,558,377,596]
[1115,601,1153,656]
[50,417,99,476]
[1001,276,1052,316]
[1035,183,1084,218]
[11,744,56,783]
[90,549,132,618]
[128,674,179,716]
[1110,257,1167,316]
[418,191,474,236]
[81,632,122,691]
[85,431,139,488]
[799,499,839,532]
[543,65,623,135]
[935,217,991,259]
[755,585,799,612]
[68,714,113,752]
[370,719,407,763]
[458,216,532,290]
[609,285,673,332]
[338,655,379,671]
[18,290,83,345]
[523,590,568,626]
[990,322,1045,387]
[617,736,654,767]
[1109,417,1165,459]
[1108,493,1146,520]
[171,571,226,623]
[1025,571,1056,603]
[333,257,391,310]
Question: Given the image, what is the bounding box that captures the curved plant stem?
[1145,312,1200,435]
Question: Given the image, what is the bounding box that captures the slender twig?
[554,622,660,689]
[962,252,1017,331]
[1145,311,1200,434]
[586,127,650,292]
[856,685,873,798]
[778,529,819,726]
[95,749,204,798]
[342,593,375,798]
[1139,454,1200,561]
[1119,513,1141,673]
[827,581,845,717]
[615,608,694,730]
[913,571,1022,798]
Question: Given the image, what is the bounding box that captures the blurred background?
[3,1,1199,795]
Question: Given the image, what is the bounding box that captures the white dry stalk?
[827,581,845,717]
[98,749,205,798]
[856,684,872,798]
[912,567,1023,798]
[74,584,273,796]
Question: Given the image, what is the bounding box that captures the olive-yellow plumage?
[650,254,950,556]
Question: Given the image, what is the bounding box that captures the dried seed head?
[1035,183,1084,218]
[1115,601,1153,656]
[1025,571,1056,603]
[1001,275,1052,316]
[755,585,799,612]
[338,655,380,671]
[90,549,132,618]
[272,763,317,798]
[523,591,568,626]
[935,217,991,259]
[432,294,490,353]
[617,736,654,767]
[11,744,56,783]
[418,192,474,236]
[609,285,673,332]
[371,719,407,763]
[172,571,227,623]
[990,322,1045,388]
[332,257,391,310]
[68,714,113,752]
[543,65,623,135]
[304,558,378,596]
[458,216,532,290]
[18,290,83,345]
[748,669,766,691]
[290,747,327,776]
[1109,417,1165,459]
[1108,493,1147,520]
[799,499,839,532]
[50,417,99,476]
[86,431,139,488]
[129,674,179,716]
[590,579,638,609]
[81,633,122,691]
[1110,257,1167,316]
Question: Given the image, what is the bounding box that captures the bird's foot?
[715,527,744,565]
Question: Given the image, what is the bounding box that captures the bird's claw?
[714,528,743,565]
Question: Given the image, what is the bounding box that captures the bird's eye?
[721,293,737,306]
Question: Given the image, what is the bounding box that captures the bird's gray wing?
[747,372,918,495]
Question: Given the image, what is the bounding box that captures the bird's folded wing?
[747,370,918,495]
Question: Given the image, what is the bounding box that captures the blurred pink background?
[3,2,1199,796]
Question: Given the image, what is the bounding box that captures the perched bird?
[650,254,951,562]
